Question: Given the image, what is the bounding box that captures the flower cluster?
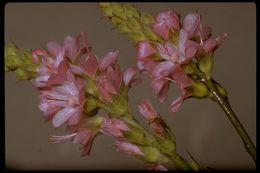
[136,9,227,113]
[29,32,141,156]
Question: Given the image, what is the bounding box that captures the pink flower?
[49,119,98,156]
[153,9,180,39]
[100,116,130,138]
[38,71,85,128]
[114,140,144,156]
[138,99,158,121]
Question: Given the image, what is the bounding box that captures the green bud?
[142,26,162,42]
[140,13,154,25]
[140,146,169,163]
[118,23,131,34]
[187,81,209,99]
[102,6,114,17]
[5,55,23,70]
[5,44,18,57]
[128,30,146,43]
[111,3,124,17]
[197,53,213,79]
[124,4,139,19]
[15,68,27,80]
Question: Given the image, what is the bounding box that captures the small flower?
[100,116,130,138]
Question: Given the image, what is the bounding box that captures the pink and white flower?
[38,71,85,128]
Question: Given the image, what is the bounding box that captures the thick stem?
[201,77,256,163]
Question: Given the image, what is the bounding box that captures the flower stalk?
[198,74,256,163]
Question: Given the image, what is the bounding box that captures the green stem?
[200,76,256,163]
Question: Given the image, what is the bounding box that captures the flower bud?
[140,146,169,163]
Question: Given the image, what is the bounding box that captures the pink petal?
[46,41,63,57]
[123,67,138,87]
[201,26,212,41]
[114,140,144,156]
[96,75,118,102]
[69,63,84,75]
[100,116,129,138]
[31,76,50,87]
[46,74,65,86]
[137,41,157,60]
[49,133,77,143]
[81,54,100,76]
[106,64,123,91]
[155,9,180,31]
[138,99,158,120]
[183,13,201,38]
[157,41,180,61]
[184,40,199,59]
[169,95,183,113]
[32,49,48,64]
[63,35,80,60]
[149,122,165,138]
[172,66,193,88]
[203,38,218,53]
[99,51,119,71]
[52,107,77,128]
[157,80,170,103]
[67,108,82,126]
[147,164,168,171]
[152,61,175,77]
[153,22,169,39]
[216,33,228,45]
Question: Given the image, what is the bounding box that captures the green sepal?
[104,94,129,116]
[197,52,214,79]
[181,62,197,75]
[213,80,228,98]
[140,146,169,163]
[186,81,209,99]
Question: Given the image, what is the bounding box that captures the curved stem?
[200,76,256,163]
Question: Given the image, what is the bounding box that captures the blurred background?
[5,2,256,170]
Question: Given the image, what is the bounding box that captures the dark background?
[5,3,256,170]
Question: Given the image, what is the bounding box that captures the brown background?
[5,3,256,170]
